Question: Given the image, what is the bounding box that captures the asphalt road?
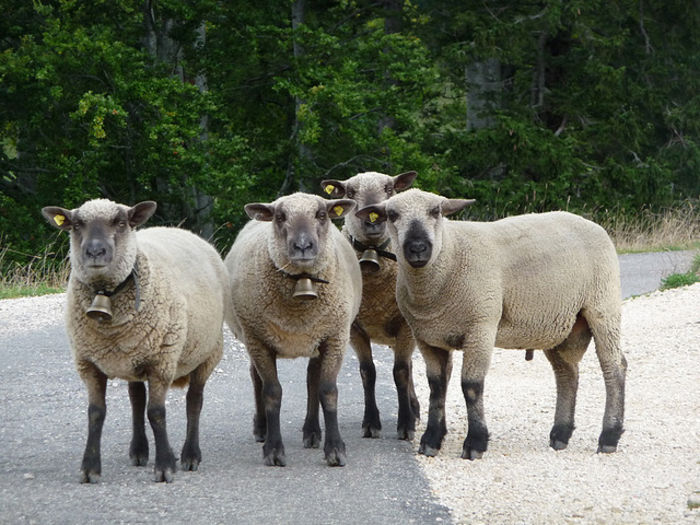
[0,249,695,524]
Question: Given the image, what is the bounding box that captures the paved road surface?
[0,250,695,524]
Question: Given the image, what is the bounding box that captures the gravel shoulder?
[411,283,700,524]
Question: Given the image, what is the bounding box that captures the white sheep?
[356,188,627,459]
[224,192,362,467]
[320,171,420,439]
[41,199,230,483]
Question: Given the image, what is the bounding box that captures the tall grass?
[0,241,70,300]
[599,200,700,253]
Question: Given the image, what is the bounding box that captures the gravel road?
[0,251,698,524]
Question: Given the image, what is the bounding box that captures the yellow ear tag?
[333,205,344,217]
[54,214,65,226]
[369,212,379,223]
[325,184,335,195]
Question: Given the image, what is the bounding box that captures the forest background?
[1,0,698,274]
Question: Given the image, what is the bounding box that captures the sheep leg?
[249,343,286,466]
[250,363,266,442]
[78,361,107,483]
[128,381,149,466]
[393,326,418,440]
[318,339,347,466]
[303,356,323,448]
[350,323,381,438]
[544,317,590,450]
[585,309,627,453]
[460,337,493,460]
[146,380,177,482]
[180,351,215,471]
[417,342,451,456]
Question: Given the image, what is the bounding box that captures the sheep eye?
[429,207,440,218]
[387,210,399,223]
[275,213,286,223]
[346,189,355,199]
[385,184,394,196]
[316,210,327,220]
[72,220,83,231]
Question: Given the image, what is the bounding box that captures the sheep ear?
[320,180,346,198]
[128,201,157,227]
[393,171,417,192]
[356,203,387,224]
[41,206,74,231]
[245,203,275,221]
[327,199,356,220]
[441,198,475,217]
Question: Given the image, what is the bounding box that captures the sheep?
[224,192,362,467]
[320,171,420,440]
[356,188,627,459]
[41,199,229,483]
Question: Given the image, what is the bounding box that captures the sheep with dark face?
[41,199,229,483]
[224,192,362,467]
[357,189,627,459]
[320,171,420,439]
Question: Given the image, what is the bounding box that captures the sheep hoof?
[325,450,346,467]
[551,440,568,451]
[362,426,381,439]
[303,432,322,449]
[153,467,174,483]
[263,450,286,467]
[397,428,415,441]
[597,444,617,454]
[461,449,484,460]
[418,443,439,457]
[80,470,101,484]
[181,458,200,472]
[129,452,148,466]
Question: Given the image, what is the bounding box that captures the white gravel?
[411,283,700,524]
[2,285,698,524]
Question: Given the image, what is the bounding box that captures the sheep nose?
[407,241,427,255]
[85,239,107,259]
[293,239,314,254]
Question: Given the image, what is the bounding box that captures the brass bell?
[86,293,113,322]
[292,277,318,300]
[359,249,380,273]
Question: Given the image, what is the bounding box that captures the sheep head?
[356,189,474,268]
[320,171,416,244]
[42,199,156,288]
[245,193,355,274]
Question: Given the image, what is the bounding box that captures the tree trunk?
[377,0,402,135]
[465,58,502,131]
[279,0,312,196]
[142,1,213,237]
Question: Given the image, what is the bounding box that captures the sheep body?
[224,192,362,466]
[42,199,229,483]
[357,189,626,459]
[320,171,420,439]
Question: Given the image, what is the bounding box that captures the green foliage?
[1,0,698,274]
[660,271,699,291]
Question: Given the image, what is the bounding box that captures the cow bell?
[359,249,380,273]
[86,293,113,322]
[292,277,318,300]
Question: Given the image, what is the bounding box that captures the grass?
[0,243,69,300]
[660,253,700,291]
[600,200,700,254]
[1,201,698,299]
